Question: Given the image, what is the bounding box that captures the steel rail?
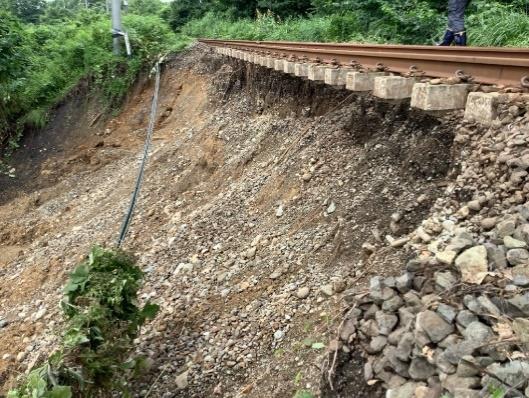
[199,38,529,87]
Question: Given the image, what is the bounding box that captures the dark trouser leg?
[448,0,468,32]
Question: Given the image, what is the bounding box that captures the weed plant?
[7,247,159,398]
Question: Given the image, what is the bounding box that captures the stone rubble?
[343,114,529,398]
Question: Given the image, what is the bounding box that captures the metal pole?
[111,0,122,55]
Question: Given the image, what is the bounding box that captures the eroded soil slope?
[0,44,456,397]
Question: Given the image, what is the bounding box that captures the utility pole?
[111,0,123,55]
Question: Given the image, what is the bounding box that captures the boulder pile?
[342,117,529,398]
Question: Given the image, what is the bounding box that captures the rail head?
[200,38,529,87]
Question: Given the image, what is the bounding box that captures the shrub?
[7,247,159,398]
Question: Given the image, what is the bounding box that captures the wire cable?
[117,61,161,248]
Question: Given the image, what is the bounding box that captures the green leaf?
[64,263,89,294]
[47,386,72,398]
[311,342,325,350]
[26,370,47,397]
[63,328,89,348]
[294,371,303,386]
[301,338,313,347]
[7,390,21,398]
[293,390,314,398]
[141,303,159,320]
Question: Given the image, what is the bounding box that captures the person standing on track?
[438,0,469,46]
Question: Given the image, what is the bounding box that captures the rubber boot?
[437,30,455,46]
[454,31,467,46]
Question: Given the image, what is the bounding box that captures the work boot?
[454,31,467,46]
[437,30,455,46]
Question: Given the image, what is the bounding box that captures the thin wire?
[117,62,161,248]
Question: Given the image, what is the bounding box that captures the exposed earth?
[2,44,528,398]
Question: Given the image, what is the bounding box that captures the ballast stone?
[411,83,470,111]
[346,71,386,91]
[373,76,417,100]
[464,92,499,125]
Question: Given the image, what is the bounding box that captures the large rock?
[376,311,398,335]
[486,360,529,387]
[506,248,529,265]
[437,303,457,323]
[504,236,527,249]
[386,382,423,398]
[395,332,415,361]
[441,375,480,393]
[384,345,411,377]
[462,321,494,344]
[476,295,501,317]
[513,265,529,286]
[442,340,478,365]
[367,336,387,354]
[485,243,507,269]
[507,293,529,317]
[416,310,454,343]
[496,218,517,238]
[454,389,481,398]
[456,310,478,327]
[434,271,457,290]
[455,246,488,284]
[408,357,436,380]
[446,233,474,253]
[513,317,529,343]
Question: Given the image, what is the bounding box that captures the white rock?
[296,287,310,299]
[455,245,488,284]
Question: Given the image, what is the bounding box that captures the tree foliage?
[0,0,46,22]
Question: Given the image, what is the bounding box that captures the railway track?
[199,39,529,88]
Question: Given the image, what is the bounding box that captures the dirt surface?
[0,44,458,397]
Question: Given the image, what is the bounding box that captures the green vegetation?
[0,0,186,165]
[8,247,159,398]
[293,390,314,398]
[173,0,529,47]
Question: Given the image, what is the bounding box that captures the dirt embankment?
[0,44,459,397]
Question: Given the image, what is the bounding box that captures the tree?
[163,0,210,30]
[211,0,258,18]
[0,11,27,137]
[0,0,46,23]
[257,0,312,18]
[128,0,165,16]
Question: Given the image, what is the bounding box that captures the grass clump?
[8,247,159,398]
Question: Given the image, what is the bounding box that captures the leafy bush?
[0,11,27,144]
[8,247,159,398]
[468,0,529,47]
[0,9,184,159]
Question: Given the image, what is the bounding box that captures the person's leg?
[448,0,466,32]
[449,0,469,45]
